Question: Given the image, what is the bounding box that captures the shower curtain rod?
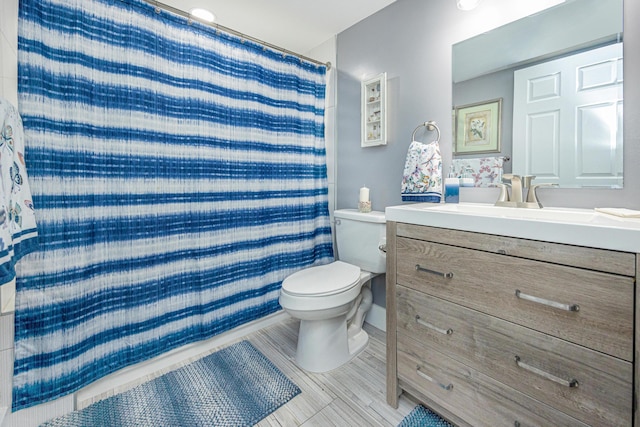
[144,0,332,70]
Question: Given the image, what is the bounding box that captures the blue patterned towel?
[0,98,38,284]
[401,140,442,203]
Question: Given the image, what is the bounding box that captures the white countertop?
[385,202,640,253]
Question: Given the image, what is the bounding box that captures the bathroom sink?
[422,203,598,223]
[385,202,640,252]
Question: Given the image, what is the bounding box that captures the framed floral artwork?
[454,98,502,154]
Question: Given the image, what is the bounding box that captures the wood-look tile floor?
[246,317,418,427]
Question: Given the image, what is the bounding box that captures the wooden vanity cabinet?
[386,222,638,427]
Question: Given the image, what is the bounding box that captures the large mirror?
[452,0,624,188]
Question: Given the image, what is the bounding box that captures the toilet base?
[295,315,369,373]
[347,327,369,360]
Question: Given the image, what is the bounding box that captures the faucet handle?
[495,183,510,202]
[501,174,523,203]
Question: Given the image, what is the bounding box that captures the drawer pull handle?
[514,356,579,388]
[416,315,453,335]
[515,289,579,312]
[415,264,454,279]
[416,366,454,391]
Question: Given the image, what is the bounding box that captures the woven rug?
[41,341,300,427]
[398,405,454,427]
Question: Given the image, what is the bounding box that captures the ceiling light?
[457,0,481,10]
[189,8,215,23]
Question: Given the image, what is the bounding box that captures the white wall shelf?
[361,73,387,147]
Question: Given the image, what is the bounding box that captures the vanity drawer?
[396,286,632,427]
[396,223,636,277]
[397,338,589,427]
[396,237,634,361]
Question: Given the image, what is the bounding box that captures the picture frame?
[454,98,502,154]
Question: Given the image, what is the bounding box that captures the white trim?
[0,280,15,314]
[0,406,8,427]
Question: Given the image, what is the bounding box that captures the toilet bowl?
[279,209,385,373]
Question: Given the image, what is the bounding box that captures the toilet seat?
[281,261,361,297]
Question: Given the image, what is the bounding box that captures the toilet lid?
[281,261,361,297]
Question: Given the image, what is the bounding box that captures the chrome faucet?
[505,174,523,203]
[494,174,524,207]
[495,174,552,208]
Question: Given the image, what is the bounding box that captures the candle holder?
[358,201,372,213]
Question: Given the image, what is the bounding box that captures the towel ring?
[412,120,441,143]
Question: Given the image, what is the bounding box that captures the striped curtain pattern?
[14,0,332,410]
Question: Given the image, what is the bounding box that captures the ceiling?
[159,0,397,55]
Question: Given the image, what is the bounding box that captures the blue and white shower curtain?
[14,0,333,410]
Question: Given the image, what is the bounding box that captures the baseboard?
[365,303,386,332]
[0,280,15,314]
[75,311,289,409]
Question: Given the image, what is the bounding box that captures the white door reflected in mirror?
[512,43,623,188]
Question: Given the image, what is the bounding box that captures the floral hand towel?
[451,156,504,188]
[401,140,442,203]
[0,98,38,284]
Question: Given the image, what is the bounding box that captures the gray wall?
[336,0,640,306]
[336,0,640,211]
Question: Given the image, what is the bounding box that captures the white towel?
[595,208,640,218]
[1,97,38,284]
[401,140,442,203]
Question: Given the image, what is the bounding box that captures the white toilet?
[279,209,386,372]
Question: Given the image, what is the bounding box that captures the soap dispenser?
[444,166,459,203]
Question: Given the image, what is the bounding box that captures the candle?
[359,186,370,203]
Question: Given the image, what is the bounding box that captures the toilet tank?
[334,209,386,274]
